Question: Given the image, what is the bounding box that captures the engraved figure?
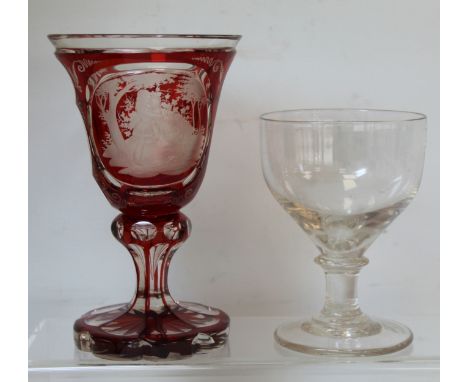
[95,71,206,179]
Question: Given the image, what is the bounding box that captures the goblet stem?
[73,212,230,359]
[274,247,413,355]
[111,213,190,314]
[322,271,361,317]
[307,251,381,337]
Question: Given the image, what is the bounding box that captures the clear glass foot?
[274,317,413,356]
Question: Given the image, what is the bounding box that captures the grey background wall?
[29,0,439,319]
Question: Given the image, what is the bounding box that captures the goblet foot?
[274,317,413,356]
[74,301,229,360]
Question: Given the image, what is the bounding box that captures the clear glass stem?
[305,251,381,338]
[322,271,361,317]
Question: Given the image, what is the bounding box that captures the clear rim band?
[48,34,241,52]
[260,108,427,124]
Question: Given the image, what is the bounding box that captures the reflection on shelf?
[29,300,439,380]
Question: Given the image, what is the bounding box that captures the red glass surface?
[56,49,236,217]
[74,213,229,358]
[52,41,237,359]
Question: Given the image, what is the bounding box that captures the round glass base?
[74,302,229,360]
[274,318,413,356]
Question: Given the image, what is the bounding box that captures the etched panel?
[89,63,211,186]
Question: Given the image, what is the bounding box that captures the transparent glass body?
[260,109,426,356]
[49,34,240,360]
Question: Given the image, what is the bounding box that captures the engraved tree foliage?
[178,74,208,132]
[95,77,138,155]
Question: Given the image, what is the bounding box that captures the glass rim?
[260,108,427,124]
[48,33,242,41]
[48,34,241,52]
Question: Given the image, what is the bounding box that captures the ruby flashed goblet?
[49,34,240,359]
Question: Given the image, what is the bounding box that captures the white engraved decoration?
[90,65,210,179]
[67,59,97,93]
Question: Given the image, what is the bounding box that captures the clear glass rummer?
[49,34,240,359]
[260,109,426,356]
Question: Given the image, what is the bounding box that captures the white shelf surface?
[29,300,439,381]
